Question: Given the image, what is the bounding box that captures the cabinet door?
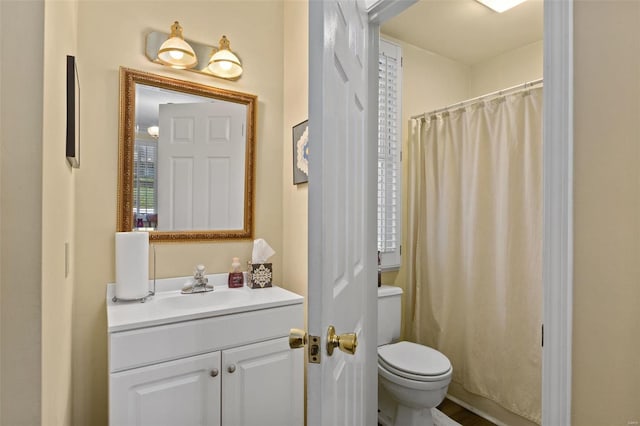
[110,352,221,426]
[222,337,303,426]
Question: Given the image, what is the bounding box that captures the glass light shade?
[147,126,159,138]
[475,0,527,12]
[157,21,197,69]
[207,36,243,79]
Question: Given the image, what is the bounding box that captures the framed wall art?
[66,55,80,168]
[292,119,308,185]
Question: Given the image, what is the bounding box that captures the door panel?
[222,337,303,426]
[157,101,245,231]
[109,352,221,426]
[308,0,376,425]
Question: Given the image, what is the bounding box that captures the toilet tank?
[377,285,403,346]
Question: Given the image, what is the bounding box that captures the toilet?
[378,285,452,426]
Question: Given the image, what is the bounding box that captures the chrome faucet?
[181,264,214,294]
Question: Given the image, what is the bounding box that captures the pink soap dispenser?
[228,257,244,288]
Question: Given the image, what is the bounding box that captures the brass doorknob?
[326,325,358,356]
[289,328,308,349]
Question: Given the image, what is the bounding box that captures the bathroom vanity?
[106,274,304,426]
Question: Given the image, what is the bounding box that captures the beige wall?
[282,2,308,304]
[469,40,543,98]
[41,0,78,424]
[573,1,640,424]
[393,37,470,119]
[72,2,284,423]
[0,1,44,425]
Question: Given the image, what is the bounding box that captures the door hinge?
[309,335,321,364]
[541,324,544,347]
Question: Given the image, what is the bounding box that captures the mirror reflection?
[118,68,256,242]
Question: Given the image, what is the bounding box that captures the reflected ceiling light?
[147,126,159,138]
[475,0,527,13]
[157,21,197,69]
[207,35,243,79]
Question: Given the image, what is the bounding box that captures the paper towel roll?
[115,232,149,300]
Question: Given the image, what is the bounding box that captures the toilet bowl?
[377,286,452,426]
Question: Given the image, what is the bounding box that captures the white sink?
[155,288,250,310]
[106,273,304,332]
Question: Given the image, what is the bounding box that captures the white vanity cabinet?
[107,280,304,426]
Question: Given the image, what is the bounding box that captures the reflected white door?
[157,102,245,231]
[308,0,377,425]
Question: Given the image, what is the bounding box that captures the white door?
[157,101,246,231]
[308,0,377,425]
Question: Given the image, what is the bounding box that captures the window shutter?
[378,39,402,269]
[133,140,157,216]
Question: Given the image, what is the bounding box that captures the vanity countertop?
[106,274,303,333]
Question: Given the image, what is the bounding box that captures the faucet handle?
[195,264,206,276]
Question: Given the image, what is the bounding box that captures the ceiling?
[135,84,216,131]
[381,0,543,65]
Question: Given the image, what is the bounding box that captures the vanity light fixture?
[147,26,243,80]
[156,21,197,69]
[147,126,159,138]
[207,35,243,79]
[475,0,527,13]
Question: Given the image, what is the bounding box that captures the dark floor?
[437,398,497,426]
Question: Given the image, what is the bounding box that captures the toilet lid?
[378,341,451,377]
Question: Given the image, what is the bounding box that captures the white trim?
[542,0,573,424]
[368,0,417,24]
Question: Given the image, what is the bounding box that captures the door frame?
[540,1,573,424]
[366,0,574,424]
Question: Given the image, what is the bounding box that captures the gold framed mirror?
[117,67,256,242]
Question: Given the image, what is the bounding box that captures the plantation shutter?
[133,140,157,216]
[378,39,402,269]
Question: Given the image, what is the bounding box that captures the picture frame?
[66,55,80,168]
[292,119,309,185]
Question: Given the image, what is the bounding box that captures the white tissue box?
[248,263,273,288]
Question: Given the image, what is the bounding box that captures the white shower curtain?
[405,87,543,423]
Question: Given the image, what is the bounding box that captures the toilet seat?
[378,341,451,382]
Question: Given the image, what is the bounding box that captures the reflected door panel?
[157,102,246,231]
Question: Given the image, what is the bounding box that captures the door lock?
[289,328,307,349]
[289,328,321,364]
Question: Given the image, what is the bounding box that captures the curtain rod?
[410,78,543,120]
